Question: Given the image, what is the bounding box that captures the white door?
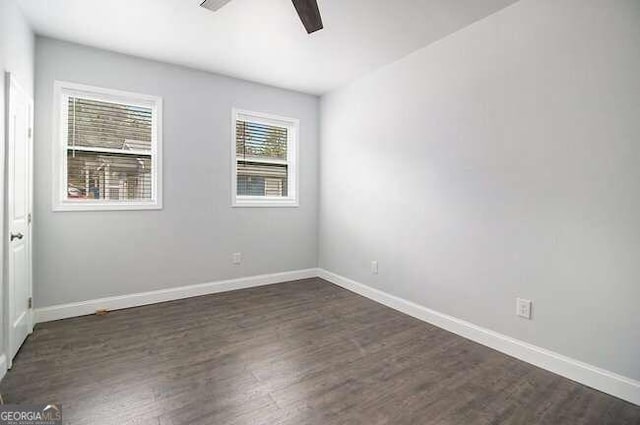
[5,72,33,366]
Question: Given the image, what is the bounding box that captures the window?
[53,81,162,211]
[232,109,299,207]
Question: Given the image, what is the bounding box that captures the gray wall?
[34,38,319,307]
[0,0,34,364]
[319,0,640,380]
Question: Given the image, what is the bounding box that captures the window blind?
[235,120,288,197]
[66,96,154,201]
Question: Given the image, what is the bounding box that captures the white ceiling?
[18,0,519,95]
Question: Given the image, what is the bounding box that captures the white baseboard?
[34,268,319,324]
[317,269,640,406]
[29,267,640,405]
[0,354,6,383]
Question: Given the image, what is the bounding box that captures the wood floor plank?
[1,278,638,424]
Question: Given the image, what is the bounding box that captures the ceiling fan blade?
[200,0,233,12]
[291,0,323,34]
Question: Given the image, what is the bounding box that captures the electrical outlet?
[516,298,532,319]
[371,260,378,274]
[232,252,242,265]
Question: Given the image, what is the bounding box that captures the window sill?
[232,197,299,208]
[53,201,163,212]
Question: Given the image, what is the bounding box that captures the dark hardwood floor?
[2,278,639,424]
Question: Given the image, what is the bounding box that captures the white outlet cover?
[516,298,532,319]
[232,252,241,265]
[371,261,379,274]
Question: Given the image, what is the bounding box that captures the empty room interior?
[0,0,639,423]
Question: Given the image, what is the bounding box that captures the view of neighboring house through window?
[233,109,298,207]
[53,82,162,211]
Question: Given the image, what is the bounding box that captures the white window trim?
[52,81,163,212]
[231,108,299,208]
